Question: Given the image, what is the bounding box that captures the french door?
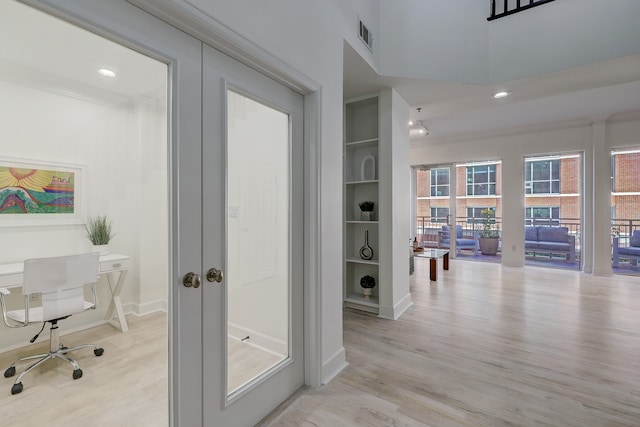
[25,1,305,425]
[415,164,457,255]
[198,45,305,425]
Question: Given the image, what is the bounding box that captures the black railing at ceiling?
[488,0,557,21]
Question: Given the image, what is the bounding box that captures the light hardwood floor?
[0,312,284,426]
[3,260,639,426]
[264,260,640,426]
[0,312,168,427]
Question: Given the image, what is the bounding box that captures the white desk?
[0,253,131,332]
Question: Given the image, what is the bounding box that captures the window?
[466,165,496,196]
[525,159,560,194]
[430,207,449,223]
[430,168,449,197]
[467,207,495,223]
[526,207,560,225]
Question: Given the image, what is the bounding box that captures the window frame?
[525,206,560,225]
[430,167,450,197]
[430,207,450,223]
[524,159,560,195]
[466,165,496,196]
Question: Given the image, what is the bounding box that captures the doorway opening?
[0,1,169,424]
[523,153,582,270]
[611,147,640,276]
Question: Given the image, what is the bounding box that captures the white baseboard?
[322,347,347,385]
[394,293,413,319]
[122,299,168,316]
[378,292,413,320]
[227,322,287,357]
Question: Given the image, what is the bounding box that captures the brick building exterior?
[612,150,640,222]
[417,152,640,237]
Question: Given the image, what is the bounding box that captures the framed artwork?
[0,157,84,227]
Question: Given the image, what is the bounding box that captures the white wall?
[378,0,640,84]
[410,116,640,273]
[379,0,489,83]
[489,0,640,83]
[378,88,412,319]
[0,79,168,350]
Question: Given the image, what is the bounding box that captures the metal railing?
[611,218,640,247]
[488,0,557,21]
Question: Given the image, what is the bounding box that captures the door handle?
[206,268,224,283]
[182,272,201,288]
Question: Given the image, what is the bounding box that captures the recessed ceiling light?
[493,91,509,99]
[409,120,414,126]
[98,68,116,77]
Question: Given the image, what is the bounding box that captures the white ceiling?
[344,42,640,142]
[0,1,166,105]
[4,1,640,143]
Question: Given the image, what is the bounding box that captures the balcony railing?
[488,0,557,21]
[415,215,581,249]
[611,218,640,247]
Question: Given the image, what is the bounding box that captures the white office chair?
[0,252,104,395]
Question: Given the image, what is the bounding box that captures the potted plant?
[85,215,114,255]
[478,208,499,255]
[359,274,376,298]
[358,200,375,221]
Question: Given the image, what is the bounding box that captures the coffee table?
[413,249,450,281]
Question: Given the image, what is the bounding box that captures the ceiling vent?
[358,17,373,52]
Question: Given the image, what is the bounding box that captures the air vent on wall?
[358,16,373,52]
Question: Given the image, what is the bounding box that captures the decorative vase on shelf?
[358,200,375,221]
[359,230,374,260]
[360,153,376,181]
[360,274,376,298]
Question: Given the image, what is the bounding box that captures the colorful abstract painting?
[0,159,80,219]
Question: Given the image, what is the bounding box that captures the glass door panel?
[226,90,290,395]
[524,154,581,269]
[415,165,456,255]
[611,147,640,275]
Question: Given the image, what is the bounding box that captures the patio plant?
[479,208,499,255]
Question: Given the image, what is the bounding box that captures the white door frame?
[21,0,323,424]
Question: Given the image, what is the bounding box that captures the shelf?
[345,138,378,149]
[346,220,379,225]
[345,292,379,308]
[345,179,379,186]
[346,257,379,265]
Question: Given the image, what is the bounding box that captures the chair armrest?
[568,234,576,245]
[0,288,25,328]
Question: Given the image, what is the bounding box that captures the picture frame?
[0,157,85,227]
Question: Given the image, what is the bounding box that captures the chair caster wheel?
[73,369,83,380]
[94,348,104,357]
[11,383,23,395]
[4,366,15,378]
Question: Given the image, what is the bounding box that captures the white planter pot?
[92,244,110,256]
